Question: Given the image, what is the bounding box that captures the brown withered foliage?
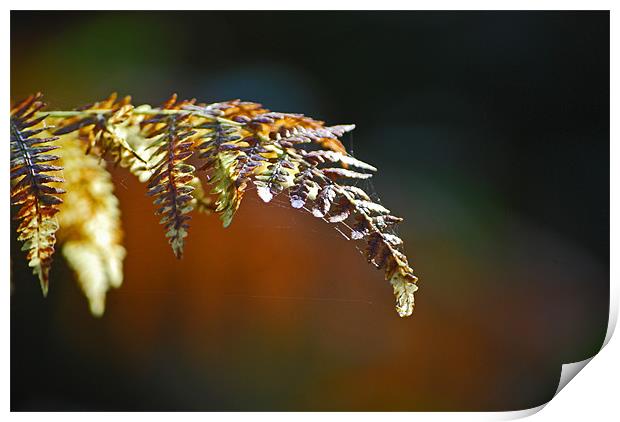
[54,93,140,165]
[9,93,419,317]
[10,93,65,295]
[142,95,198,258]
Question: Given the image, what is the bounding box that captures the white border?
[3,2,617,420]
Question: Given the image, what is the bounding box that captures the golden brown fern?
[10,92,419,317]
[244,117,418,316]
[54,135,126,316]
[10,93,65,295]
[54,93,144,166]
[193,109,248,228]
[142,95,198,258]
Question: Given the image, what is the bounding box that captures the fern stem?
[35,110,243,127]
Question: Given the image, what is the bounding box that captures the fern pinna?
[10,94,65,295]
[9,92,419,317]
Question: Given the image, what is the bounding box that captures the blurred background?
[10,11,609,411]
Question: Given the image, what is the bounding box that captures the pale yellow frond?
[55,136,126,316]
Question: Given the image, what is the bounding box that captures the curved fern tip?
[40,281,49,298]
[38,271,49,297]
[172,240,185,259]
[391,275,418,318]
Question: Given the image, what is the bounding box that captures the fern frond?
[10,93,65,295]
[278,126,417,316]
[305,177,418,317]
[219,100,269,120]
[54,135,126,316]
[254,145,298,203]
[209,148,245,228]
[143,96,198,258]
[195,112,251,227]
[54,93,144,165]
[195,117,244,169]
[245,111,350,154]
[288,167,321,209]
[11,93,420,317]
[118,118,154,181]
[193,104,356,225]
[201,103,418,315]
[300,148,376,172]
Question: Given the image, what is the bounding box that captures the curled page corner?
[554,357,594,396]
[496,358,595,420]
[549,302,617,400]
[498,297,617,420]
[495,402,547,420]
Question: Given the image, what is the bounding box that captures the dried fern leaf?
[248,112,350,154]
[253,145,299,203]
[310,179,418,317]
[210,149,245,228]
[10,93,65,295]
[54,135,126,316]
[195,119,244,169]
[301,149,376,171]
[11,93,419,317]
[219,100,270,120]
[282,130,418,316]
[220,104,417,316]
[195,114,253,227]
[118,115,154,182]
[193,102,357,225]
[143,96,198,257]
[289,167,320,209]
[54,93,145,166]
[321,167,374,180]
